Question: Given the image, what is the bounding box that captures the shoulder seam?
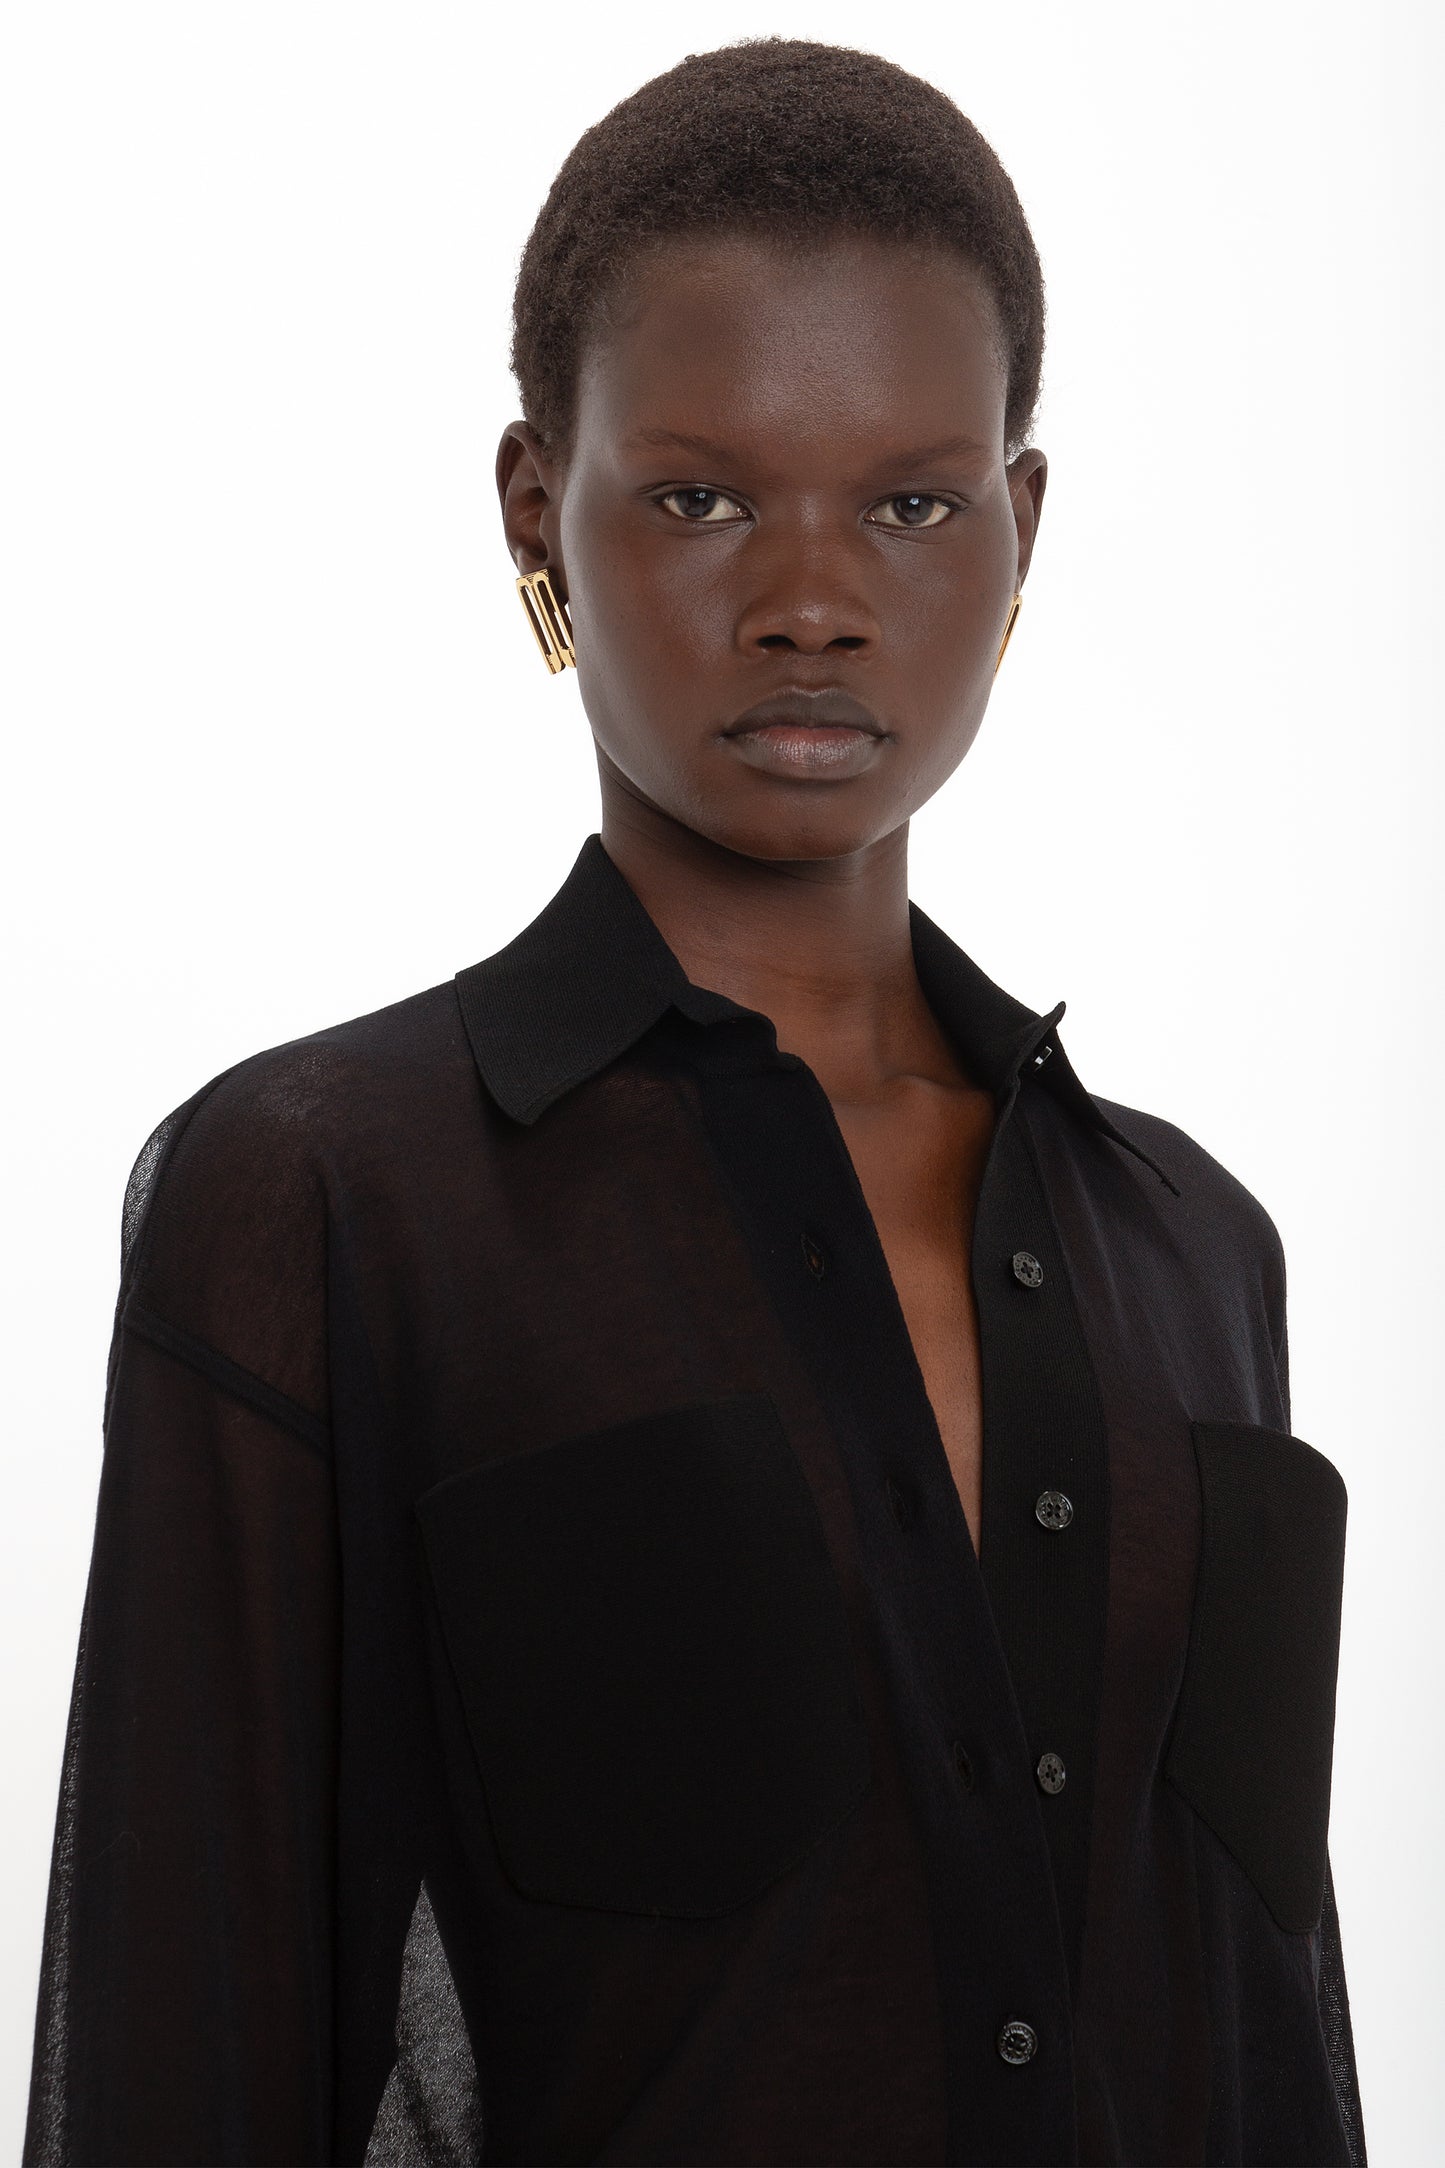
[120,1297,332,1459]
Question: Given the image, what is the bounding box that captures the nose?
[733,521,881,658]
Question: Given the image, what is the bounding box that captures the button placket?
[679,1008,1091,2107]
[973,1188,1058,2082]
[973,1096,1107,2010]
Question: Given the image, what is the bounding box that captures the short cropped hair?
[511,37,1046,462]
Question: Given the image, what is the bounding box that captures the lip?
[723,688,885,737]
[720,688,888,781]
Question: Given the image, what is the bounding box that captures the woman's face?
[499,231,1047,864]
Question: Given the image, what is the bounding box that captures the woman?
[23,37,1365,2168]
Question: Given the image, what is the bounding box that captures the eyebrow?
[622,426,993,472]
[869,434,993,469]
[624,428,739,458]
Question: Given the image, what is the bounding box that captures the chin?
[673,789,904,867]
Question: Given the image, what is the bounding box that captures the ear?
[1005,448,1048,587]
[496,421,566,587]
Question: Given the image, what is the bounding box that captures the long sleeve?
[1264,1212,1369,2168]
[23,1068,342,2168]
[1317,1853,1368,2168]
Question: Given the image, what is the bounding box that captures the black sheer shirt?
[24,833,1367,2166]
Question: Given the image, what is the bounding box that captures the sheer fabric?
[23,833,1366,2165]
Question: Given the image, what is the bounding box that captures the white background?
[2,3,1440,2159]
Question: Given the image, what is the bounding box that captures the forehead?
[573,232,1008,462]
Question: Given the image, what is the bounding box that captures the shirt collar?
[455,833,1180,1196]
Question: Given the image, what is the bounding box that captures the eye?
[868,494,956,530]
[656,487,748,523]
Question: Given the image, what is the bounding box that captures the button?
[1036,1752,1067,1794]
[886,1475,908,1528]
[800,1232,826,1278]
[1034,1488,1074,1531]
[997,2018,1038,2065]
[951,1739,977,1791]
[1011,1249,1044,1289]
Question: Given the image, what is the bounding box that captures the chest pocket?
[1163,1418,1349,1934]
[415,1392,872,1918]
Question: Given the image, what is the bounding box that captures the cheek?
[620,552,736,676]
[561,501,729,721]
[884,557,1001,721]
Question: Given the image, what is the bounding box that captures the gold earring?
[994,588,1023,675]
[516,568,576,674]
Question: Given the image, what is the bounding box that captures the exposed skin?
[497,231,1047,1558]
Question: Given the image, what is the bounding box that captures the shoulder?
[119,975,471,1300]
[1090,1089,1288,1283]
[132,977,461,1184]
[1093,1092,1280,1218]
[193,976,464,1130]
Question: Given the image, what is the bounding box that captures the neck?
[597,787,969,1100]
